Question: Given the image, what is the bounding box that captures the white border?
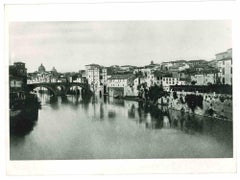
[3,1,239,175]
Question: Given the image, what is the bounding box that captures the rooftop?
[217,58,232,61]
[85,63,101,67]
[108,74,135,80]
[14,62,25,64]
[188,59,207,63]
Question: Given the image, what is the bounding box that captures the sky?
[9,21,231,73]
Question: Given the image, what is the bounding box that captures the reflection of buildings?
[216,48,232,85]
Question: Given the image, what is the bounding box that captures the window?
[222,77,225,84]
[222,68,225,75]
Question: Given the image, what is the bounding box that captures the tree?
[185,94,203,113]
[148,84,164,103]
[191,80,197,85]
[173,91,178,99]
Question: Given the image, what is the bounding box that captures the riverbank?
[10,93,41,135]
[112,91,232,121]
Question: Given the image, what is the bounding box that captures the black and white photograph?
[9,20,233,160]
[4,1,240,176]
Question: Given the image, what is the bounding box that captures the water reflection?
[10,109,39,137]
[108,111,116,119]
[10,93,233,159]
[128,104,136,119]
[142,104,206,133]
[100,103,104,119]
[61,96,69,104]
[14,93,232,139]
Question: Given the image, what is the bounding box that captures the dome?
[51,66,57,72]
[38,63,46,73]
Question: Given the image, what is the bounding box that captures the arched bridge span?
[27,82,91,96]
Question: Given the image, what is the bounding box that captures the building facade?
[107,74,136,97]
[9,62,27,92]
[216,48,232,85]
[191,73,217,85]
[85,64,108,94]
[161,77,181,91]
[9,62,28,104]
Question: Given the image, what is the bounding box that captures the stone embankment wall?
[159,91,232,121]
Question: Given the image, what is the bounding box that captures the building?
[161,61,173,70]
[119,65,137,72]
[152,70,185,91]
[187,59,207,67]
[216,48,232,85]
[208,59,218,68]
[168,63,190,78]
[9,62,28,104]
[38,63,46,73]
[189,64,218,85]
[107,74,136,97]
[191,73,217,85]
[133,66,157,87]
[85,63,108,94]
[144,61,161,71]
[161,77,182,91]
[9,62,27,92]
[28,64,61,84]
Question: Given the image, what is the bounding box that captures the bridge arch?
[29,84,58,96]
[64,84,84,95]
[27,82,91,96]
[56,85,67,94]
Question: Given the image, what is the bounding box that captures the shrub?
[173,91,178,99]
[185,94,203,112]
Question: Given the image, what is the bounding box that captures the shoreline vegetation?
[113,91,232,121]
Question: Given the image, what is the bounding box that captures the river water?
[10,93,233,160]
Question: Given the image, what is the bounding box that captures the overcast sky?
[9,21,231,73]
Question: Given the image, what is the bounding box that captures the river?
[10,93,233,160]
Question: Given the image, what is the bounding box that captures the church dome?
[51,66,57,72]
[38,63,46,73]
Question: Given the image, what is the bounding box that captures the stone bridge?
[27,82,91,96]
